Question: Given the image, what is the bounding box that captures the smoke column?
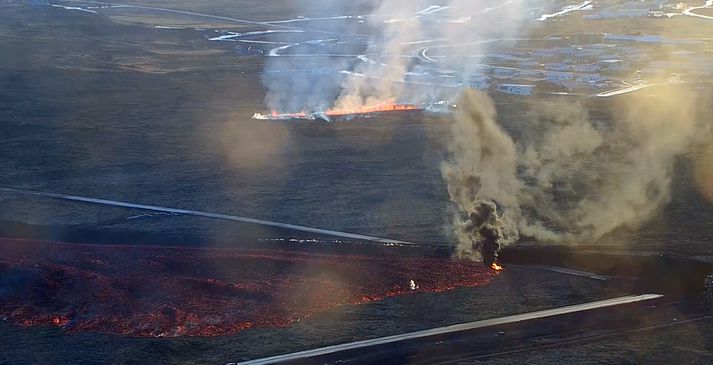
[443,86,713,260]
[259,1,536,262]
[261,1,713,261]
[441,89,521,263]
[262,0,533,113]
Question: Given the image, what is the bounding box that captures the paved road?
[59,0,355,36]
[596,83,655,97]
[684,0,713,20]
[0,187,414,246]
[537,1,593,22]
[241,294,662,364]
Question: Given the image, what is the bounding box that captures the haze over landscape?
[2,0,713,363]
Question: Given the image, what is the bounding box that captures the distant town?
[41,0,713,98]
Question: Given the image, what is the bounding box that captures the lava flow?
[324,102,421,116]
[252,102,422,121]
[0,238,499,337]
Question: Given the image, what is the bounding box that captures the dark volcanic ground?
[1,3,713,254]
[0,258,619,364]
[0,238,498,337]
[2,1,713,364]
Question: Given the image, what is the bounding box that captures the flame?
[323,102,420,117]
[491,262,503,271]
[253,102,421,120]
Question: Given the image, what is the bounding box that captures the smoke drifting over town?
[446,86,711,260]
[261,1,713,261]
[262,0,532,113]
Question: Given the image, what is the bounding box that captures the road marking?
[442,315,712,363]
[58,0,353,36]
[240,294,663,364]
[596,83,655,97]
[683,0,713,20]
[0,187,414,246]
[538,1,593,22]
[509,265,610,280]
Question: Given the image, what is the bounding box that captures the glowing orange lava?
[255,103,422,120]
[322,103,421,117]
[491,262,504,271]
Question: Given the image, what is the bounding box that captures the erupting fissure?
[252,103,422,121]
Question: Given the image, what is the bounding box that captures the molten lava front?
[0,238,498,337]
[253,103,422,120]
[322,103,421,116]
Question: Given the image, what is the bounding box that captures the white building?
[576,74,604,84]
[572,63,600,72]
[604,34,664,43]
[545,71,576,85]
[518,69,545,80]
[544,63,570,71]
[598,59,629,72]
[468,75,491,90]
[492,67,519,79]
[497,84,535,96]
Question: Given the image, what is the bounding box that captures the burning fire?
[322,102,421,116]
[491,262,504,271]
[253,102,422,121]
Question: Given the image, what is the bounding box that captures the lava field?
[0,238,498,337]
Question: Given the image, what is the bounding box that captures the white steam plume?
[262,0,534,113]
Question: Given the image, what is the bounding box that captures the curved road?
[683,0,713,20]
[58,0,359,36]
